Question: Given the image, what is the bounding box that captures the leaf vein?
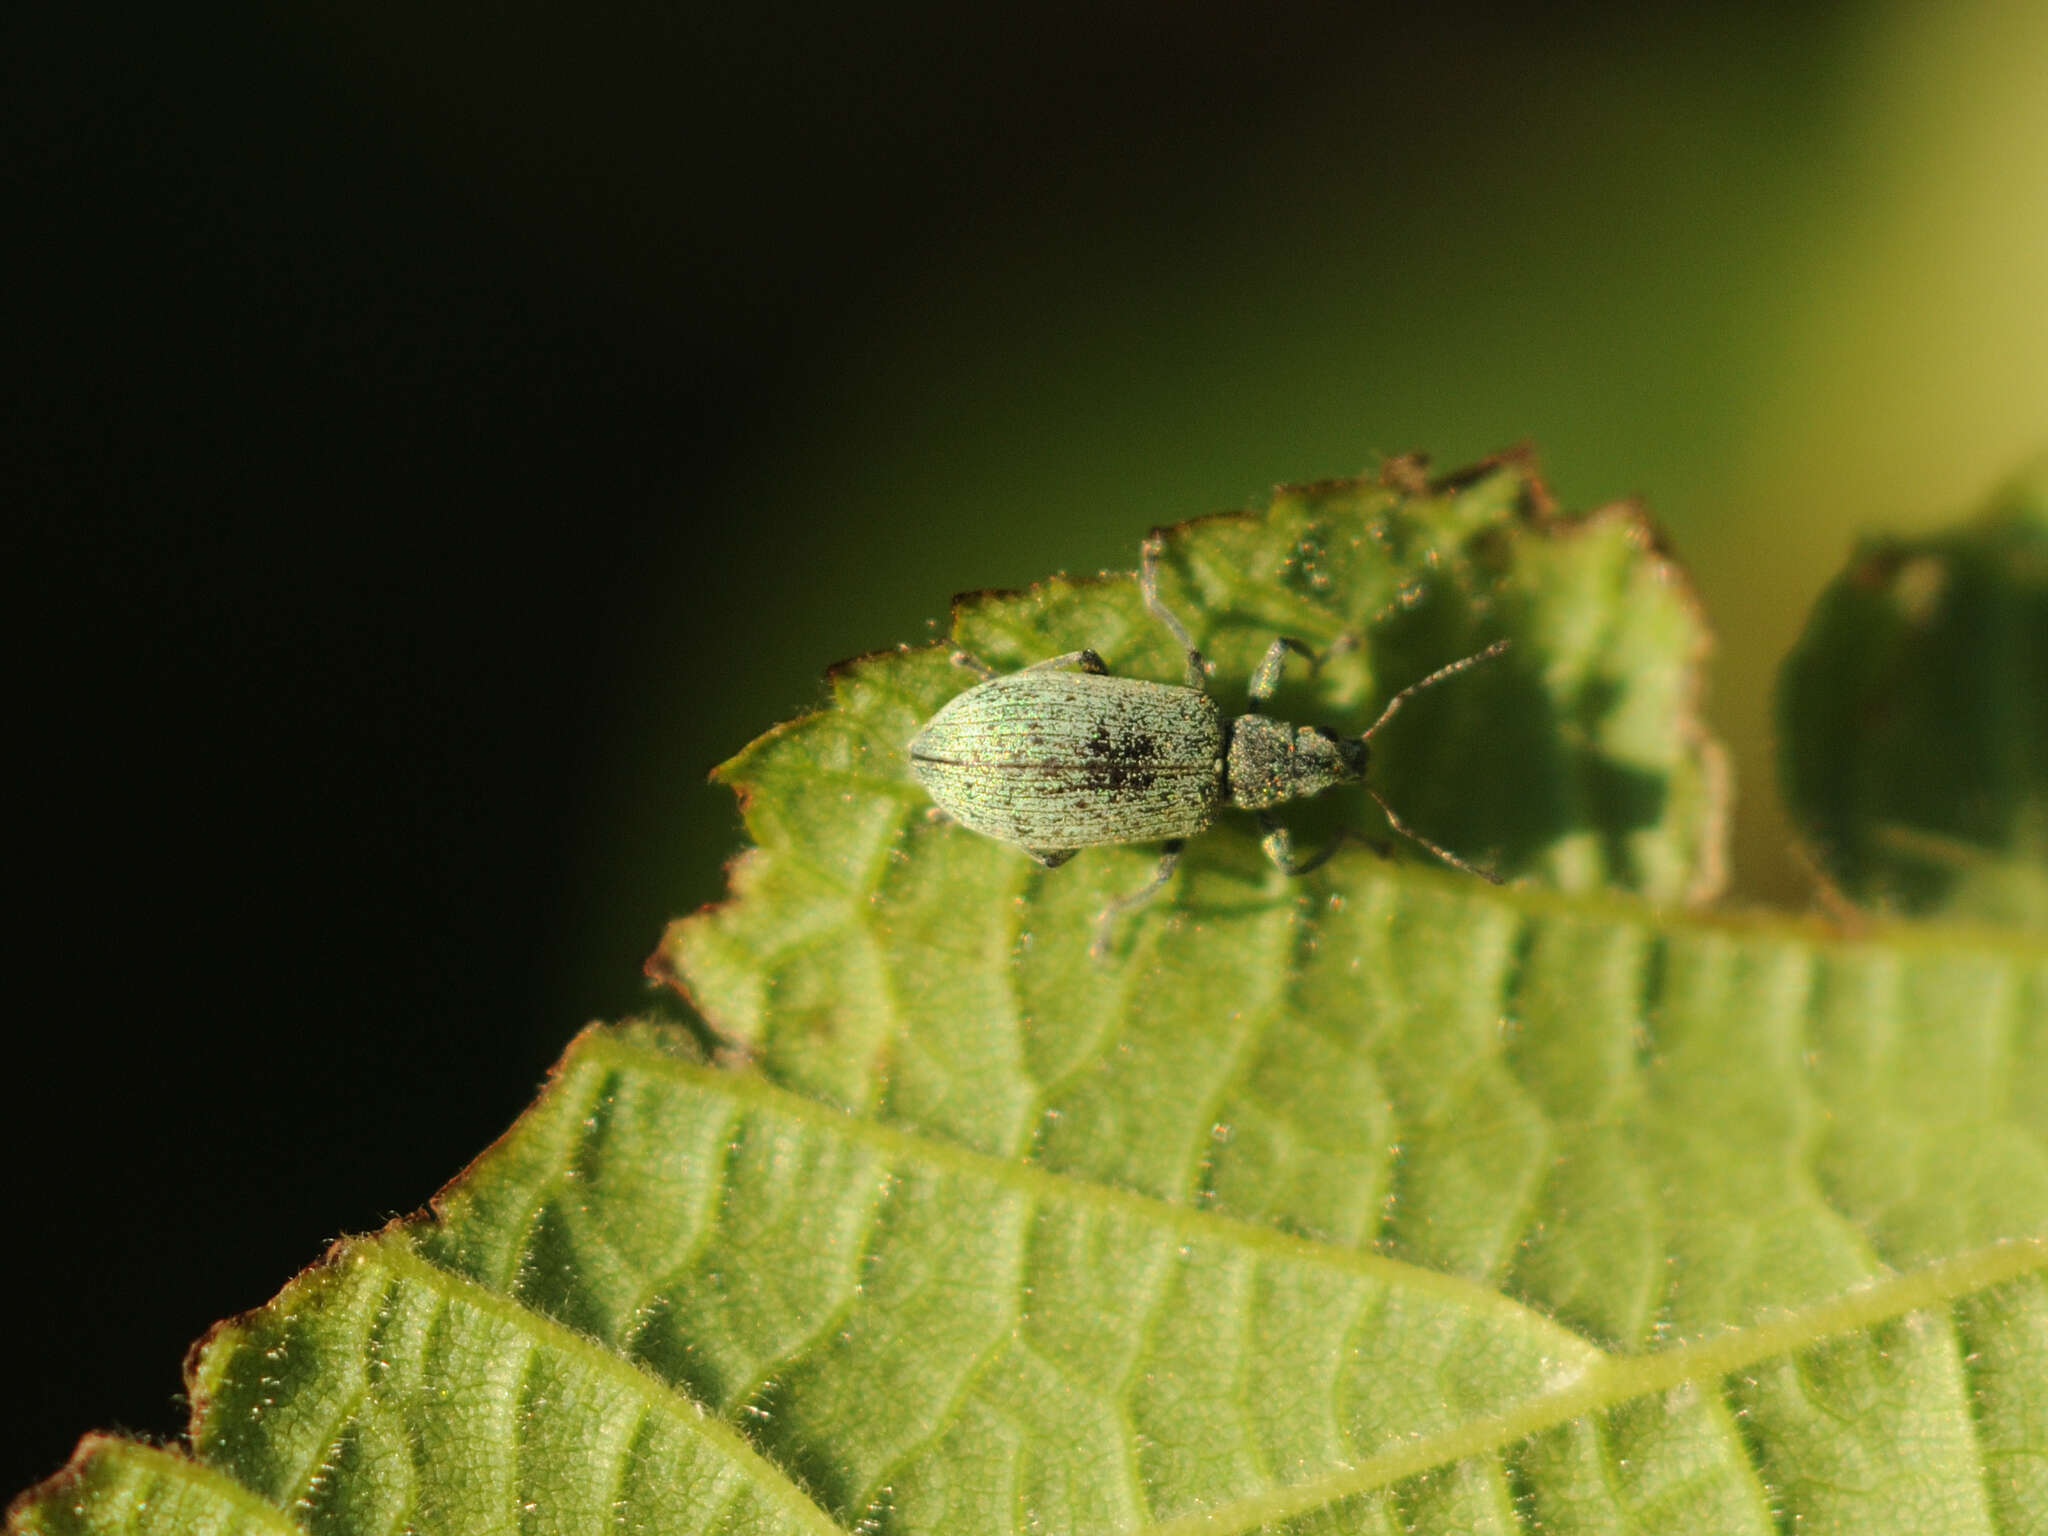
[1949,1298,2010,1536]
[621,1100,750,1367]
[718,1157,897,1427]
[1483,908,1560,1286]
[383,1238,850,1536]
[848,1243,1029,1531]
[1182,902,1299,1214]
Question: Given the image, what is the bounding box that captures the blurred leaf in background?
[1721,0,2048,900]
[1779,459,2048,926]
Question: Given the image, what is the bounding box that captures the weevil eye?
[1312,726,1342,744]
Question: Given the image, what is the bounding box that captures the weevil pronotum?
[908,532,1509,955]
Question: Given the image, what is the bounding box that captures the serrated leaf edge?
[8,1436,302,1536]
[182,1235,848,1536]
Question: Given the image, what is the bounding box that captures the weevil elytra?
[908,533,1508,955]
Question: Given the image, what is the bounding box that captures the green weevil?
[908,533,1509,954]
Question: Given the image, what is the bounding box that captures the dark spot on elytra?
[1082,722,1161,794]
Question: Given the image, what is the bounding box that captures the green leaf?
[1778,460,2048,927]
[14,455,2048,1536]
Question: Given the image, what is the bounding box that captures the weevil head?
[1225,715,1370,811]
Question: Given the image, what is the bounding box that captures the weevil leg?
[1023,846,1078,868]
[950,650,998,681]
[1139,534,1208,690]
[1090,838,1185,959]
[1019,649,1111,675]
[1246,637,1323,709]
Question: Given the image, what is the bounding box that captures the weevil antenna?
[1360,638,1511,742]
[1364,784,1505,885]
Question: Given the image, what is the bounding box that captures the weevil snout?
[1304,725,1370,780]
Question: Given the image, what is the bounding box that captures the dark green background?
[13,0,2048,1504]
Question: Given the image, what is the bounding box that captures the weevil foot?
[1246,637,1323,709]
[1245,633,1367,709]
[1024,846,1078,869]
[1258,816,1371,877]
[1019,649,1110,676]
[1088,915,1114,962]
[950,650,997,681]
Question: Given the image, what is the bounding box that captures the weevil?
[908,533,1508,955]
